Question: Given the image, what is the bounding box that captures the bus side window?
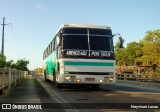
[48,46,50,55]
[55,35,60,48]
[45,50,47,58]
[57,34,61,46]
[49,44,50,54]
[50,43,52,53]
[57,46,61,59]
[50,43,52,52]
[54,37,57,49]
[52,39,55,51]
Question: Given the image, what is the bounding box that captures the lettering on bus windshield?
[66,50,87,56]
[90,51,111,57]
[90,51,100,57]
[100,51,111,57]
[65,50,111,57]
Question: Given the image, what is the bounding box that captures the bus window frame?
[52,39,55,51]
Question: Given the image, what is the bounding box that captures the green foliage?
[15,59,29,71]
[115,29,160,66]
[0,54,6,68]
[0,53,29,71]
[6,60,13,67]
[141,29,160,65]
[125,42,143,65]
[115,42,127,65]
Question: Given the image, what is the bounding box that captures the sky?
[0,0,160,70]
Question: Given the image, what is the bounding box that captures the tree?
[0,54,29,71]
[6,60,14,67]
[15,59,29,71]
[125,42,143,65]
[115,29,160,66]
[0,53,6,68]
[140,29,160,65]
[114,43,127,65]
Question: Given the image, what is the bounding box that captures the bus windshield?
[62,28,114,59]
[63,35,112,51]
[63,35,88,50]
[90,36,111,51]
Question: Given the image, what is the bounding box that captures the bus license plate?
[85,78,95,81]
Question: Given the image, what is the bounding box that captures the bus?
[43,24,123,88]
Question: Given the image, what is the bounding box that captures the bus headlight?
[109,77,114,81]
[65,76,76,82]
[65,76,70,81]
[99,80,103,83]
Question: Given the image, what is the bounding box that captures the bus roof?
[54,24,111,37]
[60,24,111,30]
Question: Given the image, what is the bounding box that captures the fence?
[116,65,160,83]
[116,73,160,82]
[0,68,28,96]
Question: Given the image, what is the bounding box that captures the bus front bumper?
[58,74,116,84]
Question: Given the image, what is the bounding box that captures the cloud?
[35,3,47,12]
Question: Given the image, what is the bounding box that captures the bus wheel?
[45,75,49,82]
[56,82,61,88]
[44,70,49,82]
[0,89,2,95]
[53,69,56,83]
[92,84,99,88]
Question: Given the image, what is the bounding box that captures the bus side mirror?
[118,37,124,48]
[113,33,124,48]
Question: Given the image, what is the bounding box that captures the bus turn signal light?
[76,79,81,83]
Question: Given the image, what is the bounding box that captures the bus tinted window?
[52,40,55,51]
[63,35,88,50]
[49,43,52,52]
[89,29,112,35]
[47,47,49,55]
[63,28,87,34]
[90,36,111,51]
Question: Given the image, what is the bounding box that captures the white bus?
[43,24,123,88]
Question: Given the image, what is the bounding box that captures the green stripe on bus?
[64,62,114,66]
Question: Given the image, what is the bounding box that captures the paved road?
[0,74,160,112]
[36,74,160,112]
[0,75,65,112]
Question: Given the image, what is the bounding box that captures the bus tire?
[53,69,56,83]
[56,82,61,88]
[0,89,2,95]
[44,70,49,82]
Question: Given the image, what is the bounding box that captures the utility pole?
[0,17,12,59]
